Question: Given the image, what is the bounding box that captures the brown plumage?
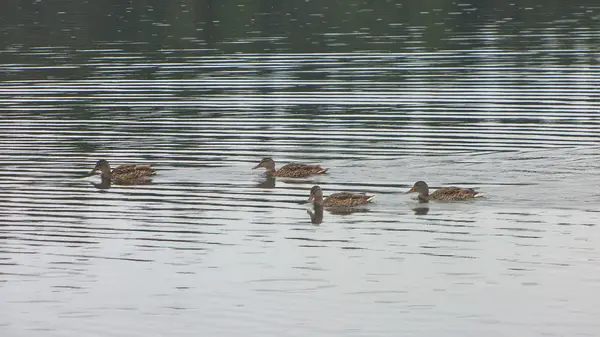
[406,181,481,202]
[253,157,328,178]
[89,159,156,185]
[308,185,375,207]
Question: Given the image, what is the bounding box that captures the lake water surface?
[1,1,600,336]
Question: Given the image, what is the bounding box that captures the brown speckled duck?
[253,157,328,178]
[406,181,482,202]
[89,159,156,185]
[308,185,375,207]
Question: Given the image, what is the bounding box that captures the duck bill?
[307,195,315,203]
[252,164,262,169]
[405,187,416,194]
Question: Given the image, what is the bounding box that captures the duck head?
[253,157,275,171]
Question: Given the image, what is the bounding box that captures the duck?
[253,157,328,178]
[406,181,481,202]
[89,159,156,185]
[307,185,375,207]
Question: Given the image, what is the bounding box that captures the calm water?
[1,1,600,336]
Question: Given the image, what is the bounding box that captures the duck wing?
[430,186,478,200]
[111,164,156,184]
[276,163,328,178]
[324,192,375,207]
[113,164,156,177]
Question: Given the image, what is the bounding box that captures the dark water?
[1,1,600,336]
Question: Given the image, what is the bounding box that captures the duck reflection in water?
[306,204,372,225]
[412,205,430,215]
[255,176,276,189]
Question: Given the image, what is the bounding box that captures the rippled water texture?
[1,1,600,336]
